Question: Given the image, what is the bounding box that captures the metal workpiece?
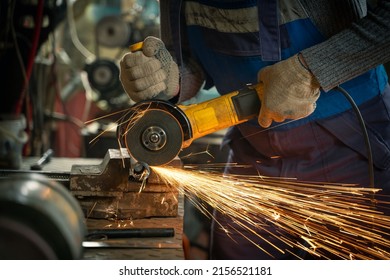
[130,160,151,181]
[70,148,181,219]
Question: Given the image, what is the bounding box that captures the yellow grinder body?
[118,42,263,166]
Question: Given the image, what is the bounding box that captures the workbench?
[15,156,185,260]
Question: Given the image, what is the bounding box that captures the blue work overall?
[168,0,390,259]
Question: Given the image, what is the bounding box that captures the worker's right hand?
[119,36,180,102]
[257,54,320,128]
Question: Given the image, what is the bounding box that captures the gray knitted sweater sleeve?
[300,0,390,91]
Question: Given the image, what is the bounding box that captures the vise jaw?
[70,149,180,220]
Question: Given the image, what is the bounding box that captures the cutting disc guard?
[123,109,183,166]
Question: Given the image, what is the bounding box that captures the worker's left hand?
[119,36,179,102]
[257,54,321,128]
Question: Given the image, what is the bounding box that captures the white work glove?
[119,36,180,102]
[257,54,320,128]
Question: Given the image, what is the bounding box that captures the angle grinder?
[118,43,263,166]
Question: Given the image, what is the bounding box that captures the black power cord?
[333,86,375,189]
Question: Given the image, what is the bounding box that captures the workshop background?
[0,0,224,260]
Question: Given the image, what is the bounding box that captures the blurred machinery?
[0,0,161,160]
[0,0,187,260]
[0,173,86,259]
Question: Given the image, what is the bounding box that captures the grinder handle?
[179,83,263,148]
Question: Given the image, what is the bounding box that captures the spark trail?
[84,105,390,258]
[152,165,390,259]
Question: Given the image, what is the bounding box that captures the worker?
[119,0,390,259]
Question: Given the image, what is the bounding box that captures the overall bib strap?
[258,0,281,61]
[169,0,184,66]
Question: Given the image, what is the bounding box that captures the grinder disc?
[124,109,183,166]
